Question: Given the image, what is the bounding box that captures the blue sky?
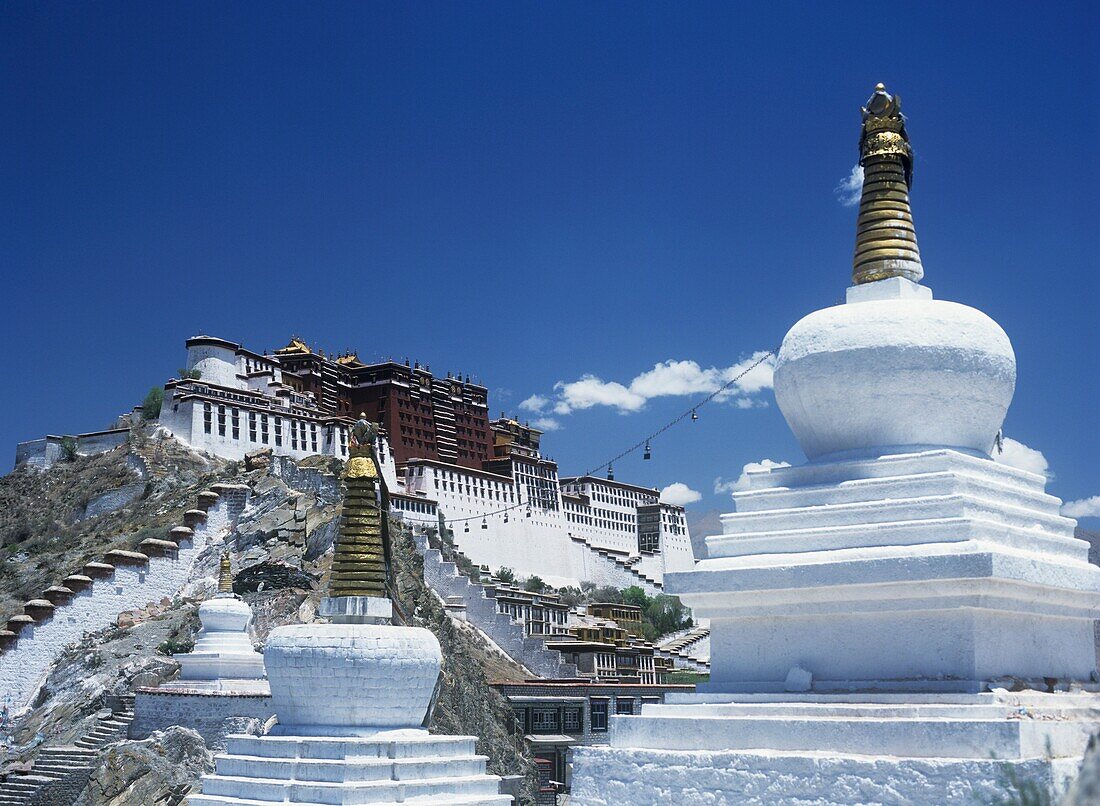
[2,2,1098,520]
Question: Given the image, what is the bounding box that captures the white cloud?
[519,394,549,414]
[553,376,646,415]
[660,482,702,507]
[1063,496,1100,519]
[714,459,791,495]
[531,417,561,432]
[992,437,1050,478]
[835,164,863,207]
[531,351,775,417]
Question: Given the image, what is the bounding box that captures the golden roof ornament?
[328,414,391,600]
[218,550,233,595]
[853,83,924,285]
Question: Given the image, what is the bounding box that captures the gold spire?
[852,83,924,285]
[218,550,233,594]
[329,415,390,599]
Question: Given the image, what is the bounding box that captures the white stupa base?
[570,690,1100,805]
[187,732,511,805]
[670,448,1100,692]
[179,652,267,683]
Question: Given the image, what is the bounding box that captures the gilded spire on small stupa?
[328,414,390,600]
[852,83,924,285]
[218,550,233,594]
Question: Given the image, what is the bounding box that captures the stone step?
[188,796,512,806]
[213,754,487,783]
[223,734,478,761]
[200,772,502,804]
[706,516,1086,562]
[646,700,1100,720]
[608,710,1099,760]
[731,469,1063,516]
[719,493,1073,537]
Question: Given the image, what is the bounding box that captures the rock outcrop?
[73,726,212,806]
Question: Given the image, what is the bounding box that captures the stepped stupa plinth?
[569,84,1100,805]
[188,415,509,805]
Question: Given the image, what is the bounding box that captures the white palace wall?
[0,501,230,711]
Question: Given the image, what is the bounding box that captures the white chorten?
[569,84,1100,805]
[188,419,509,805]
[173,552,266,689]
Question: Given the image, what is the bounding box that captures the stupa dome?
[774,84,1016,462]
[197,595,251,633]
[774,281,1016,461]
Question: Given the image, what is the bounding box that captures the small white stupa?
[570,84,1100,805]
[188,417,509,806]
[171,551,266,691]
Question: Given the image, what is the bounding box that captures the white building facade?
[158,337,695,589]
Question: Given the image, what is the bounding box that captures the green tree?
[523,575,548,594]
[178,367,202,380]
[142,386,165,419]
[58,436,78,462]
[557,586,584,608]
[495,567,516,584]
[645,594,693,637]
[589,585,623,604]
[622,585,652,611]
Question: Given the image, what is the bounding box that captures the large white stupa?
[188,418,509,806]
[570,84,1100,804]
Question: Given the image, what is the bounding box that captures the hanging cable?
[391,348,777,525]
[580,349,776,478]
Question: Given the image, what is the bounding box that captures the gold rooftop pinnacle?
[328,415,391,599]
[218,550,233,594]
[853,83,924,285]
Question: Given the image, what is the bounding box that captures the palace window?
[590,700,608,732]
[203,403,212,434]
[616,698,634,716]
[261,415,269,444]
[232,409,240,439]
[531,708,559,734]
[513,709,526,732]
[563,708,582,732]
[274,418,282,447]
[218,405,226,437]
[249,413,257,442]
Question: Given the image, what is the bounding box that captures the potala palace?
[157,336,695,590]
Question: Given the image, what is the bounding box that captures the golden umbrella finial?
[218,550,233,594]
[852,82,924,285]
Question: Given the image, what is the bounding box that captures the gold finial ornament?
[218,550,233,594]
[329,415,390,599]
[853,83,924,285]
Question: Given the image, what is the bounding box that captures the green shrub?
[495,567,515,584]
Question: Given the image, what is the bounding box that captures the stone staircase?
[0,696,134,805]
[416,535,579,680]
[657,624,711,671]
[566,532,663,590]
[74,695,135,749]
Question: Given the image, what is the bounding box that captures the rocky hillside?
[0,430,536,804]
